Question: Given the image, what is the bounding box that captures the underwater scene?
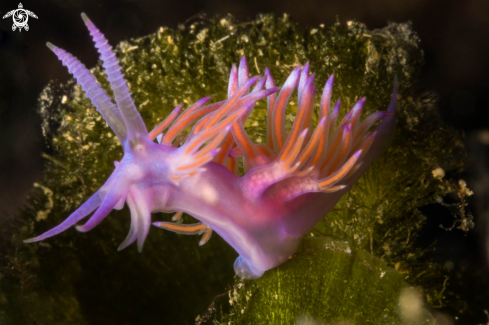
[1,0,489,324]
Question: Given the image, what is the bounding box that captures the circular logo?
[2,3,38,32]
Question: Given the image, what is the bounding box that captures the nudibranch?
[25,13,398,279]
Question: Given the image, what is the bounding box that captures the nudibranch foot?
[234,256,265,279]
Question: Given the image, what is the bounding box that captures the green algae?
[218,237,436,325]
[0,13,474,324]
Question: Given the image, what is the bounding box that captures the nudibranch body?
[26,14,397,279]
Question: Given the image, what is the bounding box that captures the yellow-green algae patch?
[220,237,435,325]
[0,13,475,324]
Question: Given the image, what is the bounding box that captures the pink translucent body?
[25,14,397,279]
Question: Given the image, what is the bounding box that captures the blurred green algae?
[217,237,436,325]
[0,13,477,324]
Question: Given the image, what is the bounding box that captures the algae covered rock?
[218,237,436,325]
[0,13,472,324]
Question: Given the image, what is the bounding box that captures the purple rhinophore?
[81,12,147,142]
[25,14,398,279]
[45,43,127,141]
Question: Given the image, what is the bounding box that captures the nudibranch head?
[26,13,397,279]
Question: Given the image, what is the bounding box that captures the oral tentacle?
[76,184,128,232]
[23,191,102,243]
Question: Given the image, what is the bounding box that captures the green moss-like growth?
[219,237,436,325]
[0,13,475,324]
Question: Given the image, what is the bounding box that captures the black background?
[0,0,488,322]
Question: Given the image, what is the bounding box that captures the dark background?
[0,0,488,322]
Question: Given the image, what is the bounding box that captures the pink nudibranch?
[25,13,398,279]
